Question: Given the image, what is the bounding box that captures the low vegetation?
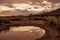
[0,16,60,40]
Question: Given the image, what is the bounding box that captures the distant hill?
[41,8,60,16]
[31,8,60,16]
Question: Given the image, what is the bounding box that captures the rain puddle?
[0,26,45,40]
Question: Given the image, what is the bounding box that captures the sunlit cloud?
[12,3,34,10]
[41,0,52,5]
[0,5,14,12]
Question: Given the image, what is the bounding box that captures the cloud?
[0,0,60,16]
[0,5,14,11]
[47,0,60,3]
[0,0,60,4]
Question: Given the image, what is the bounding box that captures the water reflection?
[0,26,45,40]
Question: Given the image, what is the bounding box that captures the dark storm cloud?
[47,0,60,3]
[0,0,11,4]
[0,0,25,4]
[0,0,60,4]
[30,0,60,4]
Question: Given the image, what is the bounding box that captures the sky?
[0,0,60,4]
[0,0,60,16]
